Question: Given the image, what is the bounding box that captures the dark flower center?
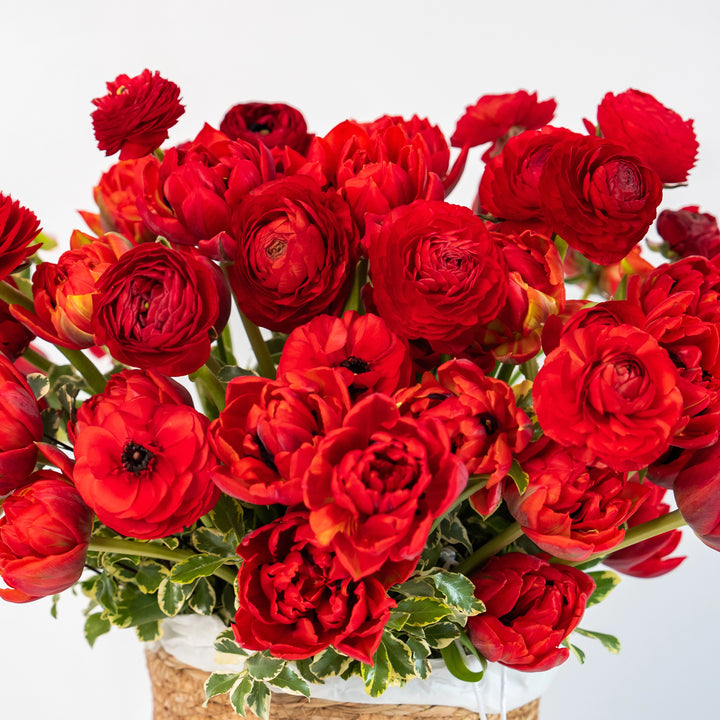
[339,355,371,374]
[479,412,498,436]
[121,441,155,475]
[249,122,272,135]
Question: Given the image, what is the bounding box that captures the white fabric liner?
[148,615,557,714]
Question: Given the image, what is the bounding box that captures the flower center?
[479,412,498,436]
[121,441,155,475]
[339,355,371,374]
[249,122,271,135]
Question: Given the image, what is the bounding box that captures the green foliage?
[586,570,622,608]
[574,627,621,654]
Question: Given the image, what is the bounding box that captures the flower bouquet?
[0,70,716,720]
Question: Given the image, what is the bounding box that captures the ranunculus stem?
[431,474,489,533]
[239,311,276,379]
[21,347,54,373]
[191,364,226,412]
[455,522,524,575]
[57,347,107,395]
[342,258,368,314]
[87,536,237,585]
[0,279,34,311]
[585,509,687,562]
[519,357,539,381]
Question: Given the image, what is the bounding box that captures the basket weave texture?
[145,647,541,720]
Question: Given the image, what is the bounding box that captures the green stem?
[240,311,276,379]
[21,347,54,373]
[57,347,107,395]
[495,363,514,383]
[191,364,226,411]
[87,536,237,585]
[582,510,686,564]
[519,357,539,381]
[0,279,34,311]
[342,258,368,314]
[455,522,524,575]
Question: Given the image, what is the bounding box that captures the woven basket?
[146,647,541,720]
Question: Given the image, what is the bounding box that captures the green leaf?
[420,621,461,648]
[84,612,111,647]
[381,632,417,682]
[562,639,586,664]
[217,365,256,382]
[50,594,60,619]
[81,573,118,614]
[440,641,485,682]
[169,554,228,584]
[135,620,163,642]
[157,577,194,616]
[586,570,621,608]
[574,628,621,654]
[405,637,432,679]
[229,675,253,716]
[270,665,311,697]
[246,680,272,720]
[361,641,391,697]
[208,495,245,536]
[215,628,250,659]
[507,458,529,494]
[308,647,353,679]
[393,597,452,626]
[430,571,484,615]
[205,672,241,702]
[110,585,167,628]
[192,527,239,558]
[189,577,217,616]
[246,652,285,681]
[26,373,50,400]
[135,560,170,594]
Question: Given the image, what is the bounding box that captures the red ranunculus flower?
[233,511,393,663]
[302,393,468,584]
[0,289,34,362]
[468,553,595,672]
[0,471,92,603]
[0,353,43,495]
[539,135,663,265]
[597,89,698,184]
[92,156,159,243]
[11,230,134,349]
[656,206,720,260]
[138,124,276,253]
[277,310,413,399]
[476,126,572,233]
[92,243,229,376]
[534,323,684,472]
[395,358,532,516]
[210,368,351,506]
[91,69,185,160]
[604,480,685,578]
[452,91,557,159]
[228,175,359,333]
[220,101,312,154]
[368,200,508,354]
[72,371,219,539]
[505,439,649,561]
[0,193,42,283]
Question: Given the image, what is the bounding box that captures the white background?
[1,1,720,718]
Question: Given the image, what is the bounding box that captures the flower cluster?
[0,72,715,718]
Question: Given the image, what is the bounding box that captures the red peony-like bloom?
[91,69,185,160]
[220,101,312,154]
[92,243,229,376]
[138,124,276,253]
[233,512,394,663]
[302,393,467,584]
[0,353,43,495]
[209,368,351,506]
[228,175,359,333]
[0,193,42,283]
[72,370,219,538]
[0,288,34,362]
[656,206,720,260]
[468,553,595,672]
[368,200,508,354]
[451,91,557,158]
[604,480,685,578]
[596,89,698,184]
[476,126,572,233]
[539,135,663,265]
[504,439,649,561]
[0,471,93,603]
[11,230,133,349]
[91,156,159,243]
[277,310,413,399]
[534,323,684,472]
[395,358,532,516]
